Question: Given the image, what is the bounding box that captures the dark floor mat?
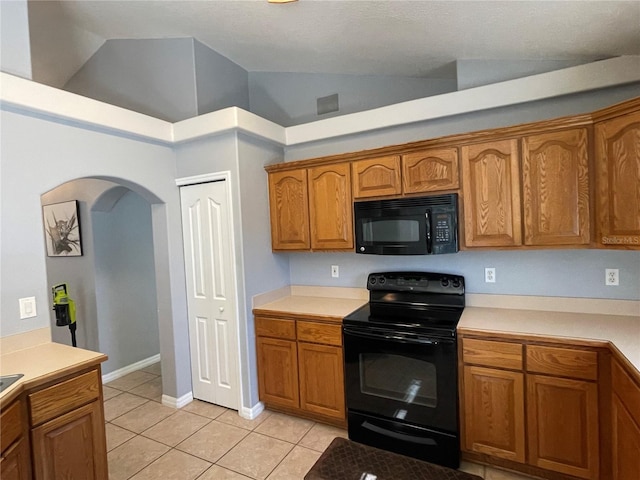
[305,438,483,480]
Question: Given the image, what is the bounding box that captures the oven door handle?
[362,420,437,445]
[343,327,453,345]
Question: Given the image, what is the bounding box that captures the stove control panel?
[367,272,464,294]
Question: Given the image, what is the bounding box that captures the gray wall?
[0,105,191,401]
[0,0,32,79]
[175,131,290,409]
[64,38,198,122]
[41,178,122,353]
[249,72,456,127]
[93,190,160,374]
[456,59,593,90]
[195,40,249,115]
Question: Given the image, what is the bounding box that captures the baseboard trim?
[162,392,193,409]
[240,401,265,420]
[101,354,160,384]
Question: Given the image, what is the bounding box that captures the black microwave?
[354,193,458,255]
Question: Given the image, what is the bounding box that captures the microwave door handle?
[425,211,432,253]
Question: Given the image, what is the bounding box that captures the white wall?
[0,0,32,79]
[0,106,191,400]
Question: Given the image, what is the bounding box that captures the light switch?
[19,297,37,319]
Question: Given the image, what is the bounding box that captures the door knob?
[219,306,225,312]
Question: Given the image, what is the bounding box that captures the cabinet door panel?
[522,128,590,245]
[461,139,522,247]
[298,343,345,420]
[32,401,107,480]
[308,164,353,250]
[612,393,640,480]
[268,170,310,250]
[527,374,598,479]
[352,156,401,198]
[256,337,299,409]
[402,147,459,193]
[0,438,30,480]
[595,110,640,248]
[462,365,525,463]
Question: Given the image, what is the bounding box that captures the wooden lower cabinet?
[0,438,30,480]
[527,374,599,479]
[611,358,640,479]
[461,334,606,480]
[298,342,345,420]
[32,401,107,480]
[462,365,525,463]
[256,337,299,409]
[255,314,346,425]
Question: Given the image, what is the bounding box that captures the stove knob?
[441,278,449,287]
[379,277,386,285]
[369,277,377,285]
[452,279,461,288]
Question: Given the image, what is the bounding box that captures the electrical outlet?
[331,265,339,278]
[605,268,619,286]
[485,267,496,283]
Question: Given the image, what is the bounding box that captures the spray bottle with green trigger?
[52,283,77,347]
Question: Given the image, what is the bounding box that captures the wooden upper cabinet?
[522,128,590,246]
[308,163,354,250]
[461,139,522,247]
[595,108,640,248]
[402,147,459,193]
[351,155,401,199]
[268,169,310,250]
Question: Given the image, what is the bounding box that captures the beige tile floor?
[104,364,536,480]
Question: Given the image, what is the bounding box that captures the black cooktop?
[343,271,465,336]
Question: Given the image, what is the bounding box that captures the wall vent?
[317,93,339,115]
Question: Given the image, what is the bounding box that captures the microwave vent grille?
[355,193,457,211]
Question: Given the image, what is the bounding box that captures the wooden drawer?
[462,338,523,370]
[255,317,296,340]
[526,345,598,381]
[0,400,22,454]
[297,321,342,346]
[28,369,100,426]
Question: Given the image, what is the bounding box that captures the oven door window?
[360,353,437,408]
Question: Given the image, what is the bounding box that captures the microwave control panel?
[431,208,458,254]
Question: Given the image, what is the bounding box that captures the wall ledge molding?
[2,56,639,148]
[101,353,161,384]
[162,392,193,409]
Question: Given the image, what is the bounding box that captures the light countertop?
[0,340,107,403]
[254,287,640,371]
[459,307,640,370]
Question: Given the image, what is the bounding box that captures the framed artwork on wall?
[43,200,83,257]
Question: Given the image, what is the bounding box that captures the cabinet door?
[402,147,459,193]
[0,438,30,480]
[256,337,299,409]
[32,401,108,480]
[612,393,640,480]
[268,169,310,250]
[595,110,640,248]
[308,164,353,250]
[298,342,345,421]
[527,374,599,479]
[461,139,522,247]
[352,155,401,199]
[522,128,590,245]
[462,365,525,463]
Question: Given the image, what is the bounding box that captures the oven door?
[343,324,458,434]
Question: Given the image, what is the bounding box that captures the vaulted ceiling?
[28,0,640,88]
